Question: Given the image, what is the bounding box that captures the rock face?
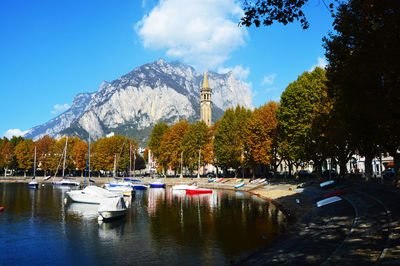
[25,59,253,145]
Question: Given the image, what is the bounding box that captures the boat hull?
[322,190,345,199]
[150,183,166,188]
[316,196,342,207]
[28,181,38,188]
[99,210,126,220]
[133,185,148,190]
[186,189,213,194]
[53,180,80,186]
[234,183,245,189]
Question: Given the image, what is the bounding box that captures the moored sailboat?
[28,146,38,189]
[52,137,80,187]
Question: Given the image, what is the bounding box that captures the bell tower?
[200,72,212,127]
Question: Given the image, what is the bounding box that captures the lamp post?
[197,149,201,180]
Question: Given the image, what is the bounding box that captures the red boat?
[186,188,213,194]
[322,190,345,199]
[0,207,4,212]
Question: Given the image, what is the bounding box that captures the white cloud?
[261,73,277,86]
[3,129,27,139]
[135,0,247,69]
[309,57,328,72]
[106,132,115,138]
[218,65,250,80]
[51,103,70,115]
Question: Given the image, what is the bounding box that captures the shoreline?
[0,176,316,263]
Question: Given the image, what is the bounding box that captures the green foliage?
[214,107,252,171]
[277,67,328,165]
[324,0,400,156]
[181,121,209,170]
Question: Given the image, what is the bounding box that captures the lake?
[0,183,286,265]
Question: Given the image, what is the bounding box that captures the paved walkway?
[237,180,400,265]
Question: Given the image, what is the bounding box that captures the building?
[200,72,212,127]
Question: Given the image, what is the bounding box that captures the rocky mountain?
[25,59,253,145]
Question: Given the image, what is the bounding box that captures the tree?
[92,135,130,176]
[181,121,209,172]
[0,138,14,176]
[158,120,189,173]
[148,122,169,160]
[323,0,400,181]
[72,140,88,176]
[240,0,336,30]
[277,67,328,176]
[214,107,252,176]
[36,135,55,176]
[245,102,279,171]
[15,139,34,176]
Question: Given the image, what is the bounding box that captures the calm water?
[0,183,286,265]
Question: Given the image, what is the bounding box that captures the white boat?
[172,184,197,190]
[28,147,38,189]
[66,186,122,204]
[320,180,335,188]
[316,196,342,207]
[98,197,127,220]
[53,180,80,186]
[104,183,134,196]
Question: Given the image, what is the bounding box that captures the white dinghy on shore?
[172,184,197,190]
[316,196,342,207]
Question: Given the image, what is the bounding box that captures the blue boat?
[124,178,142,182]
[234,182,245,189]
[149,182,166,188]
[133,184,148,190]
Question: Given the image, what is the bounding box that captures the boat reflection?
[66,203,99,220]
[98,217,126,241]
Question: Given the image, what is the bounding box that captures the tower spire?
[200,71,212,127]
[202,71,210,89]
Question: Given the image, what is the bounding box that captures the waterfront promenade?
[2,176,400,264]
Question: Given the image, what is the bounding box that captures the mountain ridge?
[24,59,253,145]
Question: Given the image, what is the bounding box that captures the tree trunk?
[394,152,399,187]
[364,154,373,181]
[288,161,292,178]
[314,160,323,178]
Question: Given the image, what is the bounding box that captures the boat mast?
[88,136,91,180]
[133,152,136,178]
[129,142,132,178]
[83,136,90,187]
[113,154,117,179]
[33,146,36,179]
[62,137,68,178]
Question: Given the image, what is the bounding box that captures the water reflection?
[0,183,286,265]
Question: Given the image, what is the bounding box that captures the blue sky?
[0,0,334,138]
